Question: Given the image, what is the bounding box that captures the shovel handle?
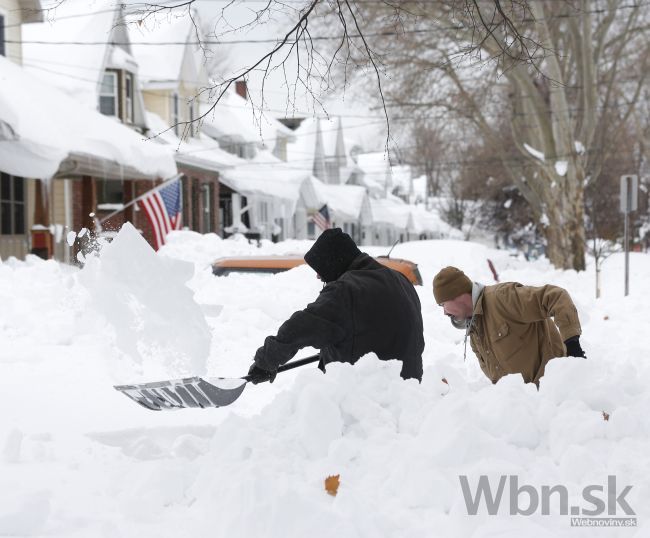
[243,354,321,383]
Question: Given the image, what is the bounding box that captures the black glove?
[247,363,277,384]
[564,336,586,359]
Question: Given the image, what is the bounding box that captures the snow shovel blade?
[114,376,248,411]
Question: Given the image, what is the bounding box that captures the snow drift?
[0,231,649,537]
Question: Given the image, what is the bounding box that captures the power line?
[6,0,650,42]
[4,0,648,31]
[8,29,462,46]
[11,52,647,125]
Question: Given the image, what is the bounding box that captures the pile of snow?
[77,223,212,381]
[1,230,649,537]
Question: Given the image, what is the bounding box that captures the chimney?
[235,80,248,100]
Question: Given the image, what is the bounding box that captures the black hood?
[304,228,362,282]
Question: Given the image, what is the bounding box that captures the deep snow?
[1,229,649,537]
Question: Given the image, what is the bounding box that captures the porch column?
[30,179,52,259]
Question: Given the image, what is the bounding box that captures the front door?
[0,173,27,259]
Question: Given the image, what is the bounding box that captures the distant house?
[310,179,370,243]
[350,152,393,198]
[130,10,312,244]
[185,79,318,241]
[286,117,360,185]
[201,83,296,162]
[130,14,227,236]
[1,0,177,262]
[219,153,318,241]
[198,83,306,239]
[17,0,179,259]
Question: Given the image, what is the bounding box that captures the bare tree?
[127,0,649,271]
[330,0,650,270]
[408,122,450,198]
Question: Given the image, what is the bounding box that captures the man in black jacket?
[248,228,424,382]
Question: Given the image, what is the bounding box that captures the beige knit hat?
[433,266,472,304]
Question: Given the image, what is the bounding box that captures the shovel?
[113,354,321,411]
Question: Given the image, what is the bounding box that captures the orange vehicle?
[212,255,423,285]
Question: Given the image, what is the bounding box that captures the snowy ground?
[1,227,649,537]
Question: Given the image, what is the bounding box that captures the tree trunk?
[534,163,587,271]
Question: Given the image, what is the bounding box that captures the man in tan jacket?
[433,267,585,385]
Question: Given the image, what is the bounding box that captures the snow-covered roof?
[129,16,193,85]
[0,56,176,179]
[145,112,309,207]
[145,111,241,173]
[201,90,295,153]
[220,150,310,206]
[311,179,367,222]
[107,45,138,72]
[366,193,459,236]
[22,0,119,108]
[356,152,391,196]
[370,195,412,228]
[412,174,428,202]
[286,117,348,172]
[410,205,461,237]
[391,164,412,196]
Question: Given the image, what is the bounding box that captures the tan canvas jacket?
[469,282,582,384]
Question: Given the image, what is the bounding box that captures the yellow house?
[130,15,224,235]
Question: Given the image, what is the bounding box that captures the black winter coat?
[253,253,424,380]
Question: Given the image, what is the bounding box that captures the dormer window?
[99,71,118,117]
[99,69,136,124]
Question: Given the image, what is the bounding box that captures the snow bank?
[177,355,649,537]
[159,230,315,268]
[1,235,649,537]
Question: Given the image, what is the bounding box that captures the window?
[172,93,180,136]
[99,71,118,116]
[124,73,133,123]
[0,14,5,57]
[188,101,195,137]
[97,179,123,205]
[259,201,269,224]
[201,183,212,233]
[0,173,25,235]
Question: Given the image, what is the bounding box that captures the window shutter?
[0,15,6,57]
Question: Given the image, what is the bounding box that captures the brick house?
[16,0,181,260]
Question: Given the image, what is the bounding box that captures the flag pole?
[98,174,182,225]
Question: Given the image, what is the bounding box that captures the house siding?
[0,0,23,65]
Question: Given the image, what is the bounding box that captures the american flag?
[138,179,183,250]
[311,204,331,231]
